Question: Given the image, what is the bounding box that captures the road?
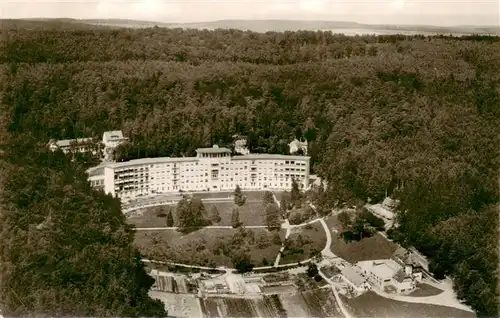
[134,225,267,231]
[318,270,354,318]
[143,259,234,273]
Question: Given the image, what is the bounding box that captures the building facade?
[357,259,416,294]
[47,137,99,155]
[48,130,128,161]
[88,145,310,202]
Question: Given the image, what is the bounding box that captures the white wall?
[91,154,310,202]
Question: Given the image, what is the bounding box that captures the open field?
[149,291,202,318]
[342,291,476,318]
[200,295,286,317]
[330,232,398,263]
[280,221,326,264]
[408,283,444,297]
[134,228,285,267]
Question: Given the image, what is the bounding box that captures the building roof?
[341,266,366,287]
[100,151,310,170]
[382,197,398,209]
[371,263,396,280]
[53,137,94,148]
[232,154,310,161]
[358,259,402,280]
[196,145,231,154]
[108,156,196,169]
[103,130,128,143]
[366,204,394,220]
[392,247,410,264]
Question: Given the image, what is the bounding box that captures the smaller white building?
[340,266,371,294]
[288,138,308,155]
[234,139,250,155]
[102,130,129,161]
[357,259,416,294]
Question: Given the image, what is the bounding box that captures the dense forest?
[0,21,499,316]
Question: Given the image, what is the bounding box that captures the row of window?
[118,181,304,194]
[115,159,308,171]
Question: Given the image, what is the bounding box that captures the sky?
[0,0,499,26]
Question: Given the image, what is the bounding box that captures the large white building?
[88,145,310,202]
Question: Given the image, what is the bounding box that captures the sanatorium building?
[87,145,310,202]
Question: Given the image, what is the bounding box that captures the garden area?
[134,227,285,268]
[280,222,326,264]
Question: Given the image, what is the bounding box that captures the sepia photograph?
[0,0,498,317]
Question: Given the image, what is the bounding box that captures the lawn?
[324,214,343,232]
[192,191,234,200]
[280,221,327,264]
[341,291,476,318]
[134,228,285,267]
[330,232,398,263]
[204,201,268,226]
[127,198,270,228]
[127,205,176,228]
[408,283,444,297]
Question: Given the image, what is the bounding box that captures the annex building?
[88,145,310,202]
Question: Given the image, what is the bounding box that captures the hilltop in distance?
[8,18,500,35]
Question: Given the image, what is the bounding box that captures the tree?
[272,232,282,245]
[337,211,352,231]
[280,196,289,214]
[0,151,167,317]
[291,178,301,207]
[232,252,254,273]
[263,191,275,205]
[231,207,241,228]
[307,263,319,277]
[266,203,281,231]
[166,209,174,227]
[290,212,303,225]
[257,233,271,249]
[210,205,221,223]
[234,185,246,206]
[176,196,211,233]
[2,25,499,317]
